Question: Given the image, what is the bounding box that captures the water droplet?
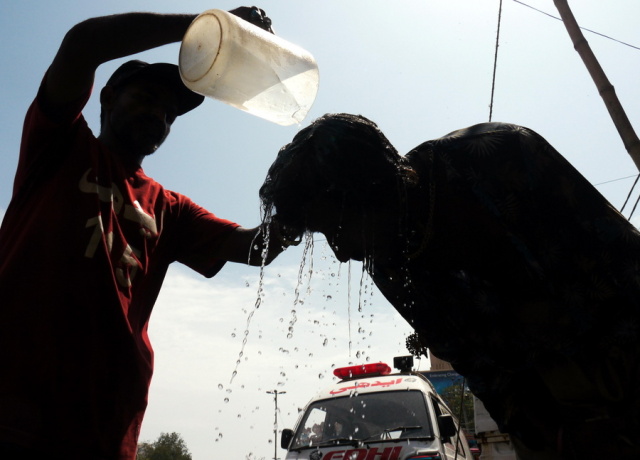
[218,384,223,390]
[224,398,229,403]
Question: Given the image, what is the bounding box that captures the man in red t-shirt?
[0,7,286,460]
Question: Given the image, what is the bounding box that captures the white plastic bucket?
[179,9,319,126]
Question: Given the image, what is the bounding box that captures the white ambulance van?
[281,357,473,460]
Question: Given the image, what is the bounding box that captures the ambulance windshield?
[291,390,433,450]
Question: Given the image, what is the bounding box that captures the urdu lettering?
[329,379,403,395]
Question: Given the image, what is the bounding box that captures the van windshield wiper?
[363,425,425,443]
[315,437,361,448]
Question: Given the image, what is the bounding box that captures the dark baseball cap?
[106,60,205,116]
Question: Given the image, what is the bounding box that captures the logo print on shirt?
[79,168,159,288]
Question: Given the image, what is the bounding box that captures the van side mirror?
[437,414,457,439]
[281,428,294,449]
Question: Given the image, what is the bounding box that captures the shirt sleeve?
[169,192,241,278]
[14,73,91,196]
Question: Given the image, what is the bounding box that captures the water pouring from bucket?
[179,9,319,126]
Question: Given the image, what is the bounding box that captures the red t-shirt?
[0,80,239,459]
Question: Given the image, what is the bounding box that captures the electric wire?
[488,0,503,122]
[492,1,640,212]
[628,193,640,220]
[594,174,639,187]
[619,174,640,214]
[511,1,640,220]
[512,0,640,51]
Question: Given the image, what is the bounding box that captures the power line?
[512,0,640,51]
[513,0,640,220]
[620,174,640,214]
[489,0,503,122]
[593,174,639,186]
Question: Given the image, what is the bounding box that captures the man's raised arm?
[45,13,197,106]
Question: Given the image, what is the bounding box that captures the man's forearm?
[61,13,197,68]
[46,12,196,106]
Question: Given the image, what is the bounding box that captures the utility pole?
[553,0,640,172]
[266,389,286,460]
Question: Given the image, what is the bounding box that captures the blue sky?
[2,1,640,458]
